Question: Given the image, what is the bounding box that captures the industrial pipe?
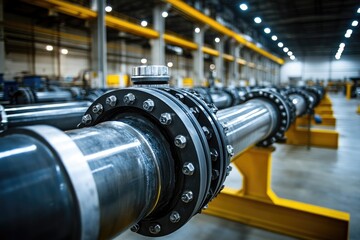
[0,66,305,239]
[0,101,91,131]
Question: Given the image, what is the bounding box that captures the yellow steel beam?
[165,0,284,64]
[223,53,234,62]
[297,115,336,127]
[163,33,198,50]
[205,147,349,240]
[285,123,338,149]
[202,46,219,56]
[236,58,247,65]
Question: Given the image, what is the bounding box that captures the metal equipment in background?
[0,66,317,239]
[0,101,91,131]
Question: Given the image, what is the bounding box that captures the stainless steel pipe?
[217,99,278,156]
[1,102,91,131]
[288,93,307,116]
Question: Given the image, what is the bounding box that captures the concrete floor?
[116,93,360,240]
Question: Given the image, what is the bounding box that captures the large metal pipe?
[288,94,307,117]
[217,99,278,156]
[1,102,91,131]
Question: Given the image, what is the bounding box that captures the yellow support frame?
[297,115,336,126]
[285,122,338,149]
[205,147,349,240]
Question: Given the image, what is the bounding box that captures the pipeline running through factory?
[0,65,325,239]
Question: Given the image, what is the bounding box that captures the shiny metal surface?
[132,65,169,77]
[6,107,88,130]
[288,93,307,116]
[66,121,162,239]
[210,91,232,109]
[4,101,91,114]
[36,91,73,103]
[217,99,278,156]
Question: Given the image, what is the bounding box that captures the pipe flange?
[79,88,211,236]
[223,88,241,106]
[303,87,322,108]
[162,88,230,207]
[284,88,313,115]
[191,87,213,104]
[243,89,291,146]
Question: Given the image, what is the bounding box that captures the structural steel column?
[90,0,107,88]
[193,26,206,86]
[0,0,4,76]
[229,41,240,86]
[151,5,165,65]
[215,37,224,83]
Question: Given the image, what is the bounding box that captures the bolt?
[190,107,200,118]
[169,211,181,223]
[160,113,172,125]
[210,149,219,162]
[175,93,184,102]
[182,162,195,175]
[212,169,220,179]
[92,103,103,114]
[226,165,233,176]
[130,224,139,232]
[181,191,193,203]
[275,98,280,103]
[203,204,208,210]
[202,126,212,139]
[227,145,234,157]
[143,99,155,112]
[149,224,161,234]
[123,93,136,104]
[174,135,187,148]
[106,95,117,107]
[81,114,92,125]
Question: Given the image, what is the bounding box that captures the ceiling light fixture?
[278,42,284,47]
[254,17,262,24]
[339,43,345,48]
[141,20,148,27]
[141,58,147,64]
[167,62,173,68]
[215,37,220,43]
[352,20,358,27]
[239,3,248,11]
[264,28,271,34]
[357,7,360,13]
[287,51,293,56]
[283,47,289,53]
[194,27,200,33]
[271,35,278,41]
[290,55,295,60]
[45,45,53,51]
[162,11,168,18]
[61,48,68,55]
[105,6,112,12]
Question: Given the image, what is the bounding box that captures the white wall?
[280,55,360,84]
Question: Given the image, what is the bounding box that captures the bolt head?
[226,165,233,176]
[174,135,187,148]
[130,224,139,232]
[149,224,161,234]
[81,114,92,125]
[92,103,103,114]
[202,126,212,139]
[123,93,136,104]
[227,145,234,157]
[160,113,172,125]
[169,211,181,223]
[182,162,195,175]
[210,149,219,162]
[181,191,193,203]
[143,99,155,112]
[106,95,117,107]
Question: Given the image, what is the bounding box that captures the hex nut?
[227,145,234,157]
[160,113,172,125]
[174,135,187,148]
[123,93,136,104]
[182,162,195,175]
[143,99,155,112]
[81,114,92,125]
[202,126,212,140]
[130,224,139,232]
[106,95,117,107]
[169,211,181,223]
[149,224,161,234]
[92,103,103,114]
[181,191,193,203]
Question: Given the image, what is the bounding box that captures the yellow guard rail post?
[205,147,349,239]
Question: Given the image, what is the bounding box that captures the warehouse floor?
[117,93,360,240]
